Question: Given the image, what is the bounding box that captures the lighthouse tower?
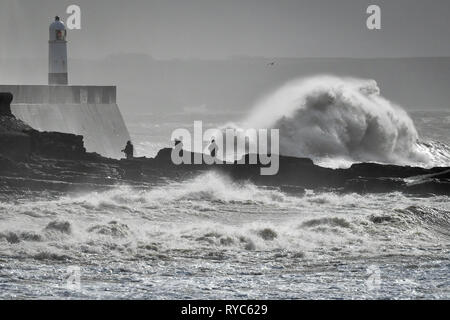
[48,16,68,85]
[0,14,131,159]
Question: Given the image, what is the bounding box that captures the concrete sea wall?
[0,85,130,159]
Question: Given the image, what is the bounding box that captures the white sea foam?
[0,172,449,299]
[244,75,450,168]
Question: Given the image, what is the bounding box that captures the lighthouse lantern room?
[48,16,68,85]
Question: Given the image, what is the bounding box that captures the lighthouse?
[48,16,68,85]
[0,15,131,159]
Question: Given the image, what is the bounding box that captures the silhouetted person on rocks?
[208,138,218,158]
[122,140,134,160]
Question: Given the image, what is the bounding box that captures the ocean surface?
[0,109,449,300]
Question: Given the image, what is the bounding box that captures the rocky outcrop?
[0,92,88,161]
[1,92,449,196]
[134,148,450,196]
[27,130,87,160]
[1,142,449,196]
[0,130,31,161]
[0,93,32,161]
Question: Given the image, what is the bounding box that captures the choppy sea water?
[0,110,449,299]
[1,173,449,299]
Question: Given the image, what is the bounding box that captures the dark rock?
[27,130,86,159]
[0,94,34,161]
[0,131,31,161]
[344,177,406,194]
[349,162,434,178]
[0,92,13,116]
[0,102,449,196]
[405,181,450,196]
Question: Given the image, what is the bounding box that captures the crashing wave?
[244,75,450,168]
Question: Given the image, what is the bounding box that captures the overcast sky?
[1,0,450,60]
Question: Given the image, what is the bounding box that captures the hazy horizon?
[2,0,450,60]
[2,55,450,114]
[2,0,450,114]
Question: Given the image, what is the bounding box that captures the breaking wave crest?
[82,172,291,207]
[0,173,449,265]
[245,75,450,168]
